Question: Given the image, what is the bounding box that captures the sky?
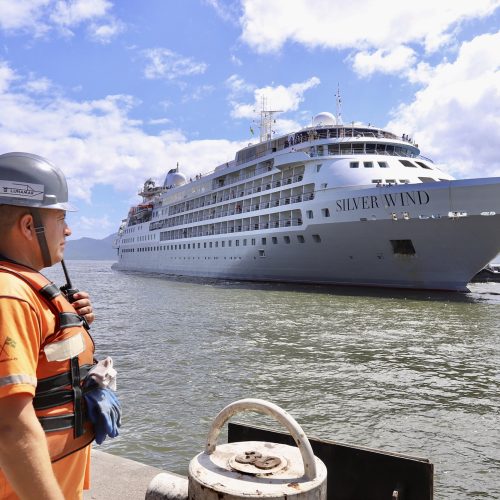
[0,0,499,239]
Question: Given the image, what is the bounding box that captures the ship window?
[372,179,382,184]
[399,179,410,184]
[316,164,322,172]
[307,210,313,219]
[236,240,239,246]
[284,236,291,244]
[187,244,190,249]
[386,179,396,184]
[350,162,359,168]
[297,235,305,243]
[390,239,416,255]
[198,243,201,248]
[222,241,225,247]
[261,237,267,245]
[251,238,256,245]
[415,161,432,170]
[204,243,207,248]
[364,162,374,168]
[312,234,322,243]
[272,237,278,244]
[322,208,330,217]
[228,240,232,247]
[209,242,212,248]
[259,250,265,257]
[399,160,417,168]
[243,239,247,246]
[215,241,218,247]
[378,161,389,168]
[418,177,436,183]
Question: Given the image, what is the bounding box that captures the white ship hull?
[112,117,500,291]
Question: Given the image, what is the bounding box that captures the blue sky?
[0,0,499,239]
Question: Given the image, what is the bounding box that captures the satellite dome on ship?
[163,169,187,188]
[312,112,336,126]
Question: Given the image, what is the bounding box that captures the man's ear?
[18,213,36,241]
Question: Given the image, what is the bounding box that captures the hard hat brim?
[45,201,78,212]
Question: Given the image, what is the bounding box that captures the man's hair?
[0,205,30,233]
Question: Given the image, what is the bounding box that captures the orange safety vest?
[0,260,95,462]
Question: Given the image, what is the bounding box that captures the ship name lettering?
[336,191,430,212]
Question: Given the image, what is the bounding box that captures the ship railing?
[167,174,304,216]
[150,193,314,232]
[159,217,304,241]
[232,128,406,165]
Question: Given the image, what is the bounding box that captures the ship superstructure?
[113,111,500,291]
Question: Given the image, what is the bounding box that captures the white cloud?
[0,60,245,205]
[351,46,418,78]
[149,118,171,126]
[228,76,320,119]
[24,75,54,94]
[225,74,255,96]
[0,0,52,35]
[0,60,17,93]
[76,214,112,230]
[230,54,243,66]
[49,0,111,27]
[386,31,500,178]
[182,84,215,103]
[0,0,122,42]
[143,48,208,81]
[88,18,124,43]
[240,0,500,54]
[204,0,242,24]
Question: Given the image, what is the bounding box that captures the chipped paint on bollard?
[146,472,189,500]
[188,399,327,500]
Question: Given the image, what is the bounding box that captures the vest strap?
[59,312,83,329]
[39,283,61,301]
[38,414,75,432]
[71,357,84,438]
[35,364,93,394]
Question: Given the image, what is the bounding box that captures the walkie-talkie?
[60,259,90,330]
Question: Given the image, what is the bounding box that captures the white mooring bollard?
[188,398,327,500]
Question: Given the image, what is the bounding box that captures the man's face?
[40,209,72,265]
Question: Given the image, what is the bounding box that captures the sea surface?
[45,260,500,499]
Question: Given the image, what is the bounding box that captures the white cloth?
[88,356,117,391]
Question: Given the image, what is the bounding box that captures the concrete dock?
[83,449,170,500]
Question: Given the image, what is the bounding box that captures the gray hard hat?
[0,152,77,211]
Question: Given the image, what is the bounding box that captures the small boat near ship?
[112,107,500,291]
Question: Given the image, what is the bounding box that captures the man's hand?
[72,291,95,325]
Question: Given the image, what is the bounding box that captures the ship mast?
[258,96,282,144]
[335,83,343,126]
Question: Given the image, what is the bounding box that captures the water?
[45,261,500,499]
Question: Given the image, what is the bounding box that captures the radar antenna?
[335,83,343,126]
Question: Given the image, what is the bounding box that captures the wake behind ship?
[112,111,500,291]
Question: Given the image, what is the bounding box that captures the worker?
[0,152,109,499]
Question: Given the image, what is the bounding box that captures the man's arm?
[0,394,64,500]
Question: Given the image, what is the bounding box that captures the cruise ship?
[112,110,500,291]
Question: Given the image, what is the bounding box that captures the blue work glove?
[83,380,122,445]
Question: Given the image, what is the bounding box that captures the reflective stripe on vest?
[0,261,96,462]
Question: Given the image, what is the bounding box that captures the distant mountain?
[64,233,117,260]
